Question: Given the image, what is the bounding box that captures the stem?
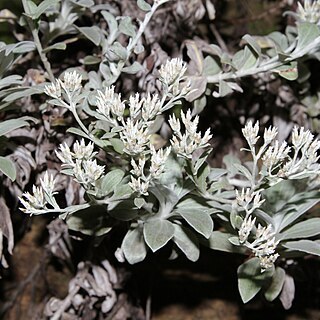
[21,0,55,82]
[112,0,168,83]
[206,38,320,84]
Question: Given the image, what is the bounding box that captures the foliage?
[2,0,320,317]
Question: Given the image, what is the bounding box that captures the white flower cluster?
[238,217,279,272]
[297,0,320,24]
[96,86,125,125]
[235,188,265,215]
[169,109,212,159]
[159,58,187,87]
[20,172,57,215]
[56,139,104,189]
[44,70,82,102]
[278,127,320,178]
[242,121,320,181]
[129,145,171,195]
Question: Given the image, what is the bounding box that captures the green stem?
[21,0,55,82]
[112,0,168,83]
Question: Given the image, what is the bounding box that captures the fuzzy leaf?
[0,157,16,181]
[66,205,112,236]
[280,218,320,241]
[43,42,67,53]
[77,26,101,46]
[122,62,144,74]
[232,46,257,71]
[122,228,148,264]
[238,257,273,303]
[294,22,320,53]
[143,219,175,252]
[137,0,152,11]
[206,231,246,254]
[173,224,200,262]
[97,169,125,196]
[282,239,320,256]
[0,118,28,136]
[176,208,213,238]
[265,267,286,302]
[119,17,136,37]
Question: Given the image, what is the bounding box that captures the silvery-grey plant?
[19,0,320,310]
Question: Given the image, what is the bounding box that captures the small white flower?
[130,157,146,177]
[19,186,47,214]
[236,188,253,207]
[169,109,212,158]
[142,94,162,121]
[262,140,291,172]
[129,176,149,195]
[40,172,57,195]
[97,86,125,123]
[73,139,96,160]
[55,143,74,165]
[259,253,280,272]
[292,126,314,151]
[159,58,187,87]
[168,114,181,133]
[238,215,256,243]
[73,159,104,187]
[129,93,143,119]
[44,80,61,98]
[150,146,171,177]
[263,126,278,145]
[60,70,82,93]
[120,119,150,155]
[242,121,259,147]
[297,0,320,24]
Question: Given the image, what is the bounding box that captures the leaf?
[143,219,175,252]
[122,228,148,264]
[238,258,273,303]
[282,239,320,256]
[0,157,16,181]
[294,22,320,54]
[176,207,213,238]
[82,55,101,65]
[0,196,14,255]
[122,62,144,74]
[192,95,207,116]
[186,76,207,101]
[173,224,200,262]
[265,267,286,302]
[108,200,138,221]
[273,62,298,81]
[32,0,59,19]
[110,183,132,201]
[205,231,247,254]
[109,138,124,154]
[42,42,67,53]
[66,127,90,139]
[212,80,233,98]
[97,169,125,196]
[232,46,257,71]
[101,11,117,32]
[280,218,320,241]
[279,274,295,309]
[77,26,101,46]
[0,118,29,136]
[134,197,145,209]
[119,17,136,38]
[242,34,261,56]
[66,205,112,236]
[233,163,252,181]
[185,40,203,74]
[203,56,221,76]
[137,0,152,11]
